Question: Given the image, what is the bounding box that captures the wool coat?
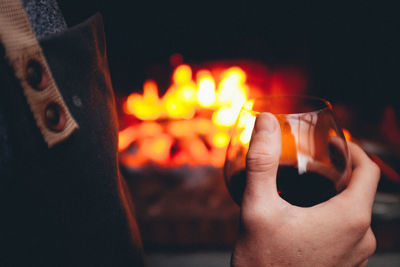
[0,13,145,266]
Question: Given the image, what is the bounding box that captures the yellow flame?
[243,99,254,111]
[121,64,259,164]
[215,67,248,107]
[197,74,216,107]
[125,80,162,120]
[237,111,252,128]
[124,65,253,123]
[212,106,242,127]
[212,132,230,148]
[173,64,192,85]
[177,84,197,103]
[163,88,196,119]
[239,115,256,145]
[124,93,141,114]
[143,80,159,102]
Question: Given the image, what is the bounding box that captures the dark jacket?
[0,14,145,266]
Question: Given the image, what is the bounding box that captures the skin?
[232,113,380,267]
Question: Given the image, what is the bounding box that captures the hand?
[232,113,380,267]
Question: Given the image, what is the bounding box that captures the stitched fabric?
[0,0,78,147]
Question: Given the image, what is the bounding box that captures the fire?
[212,107,240,127]
[118,126,137,151]
[141,134,173,164]
[212,132,230,148]
[342,129,352,141]
[123,80,162,120]
[329,128,352,141]
[197,71,216,107]
[173,64,192,84]
[119,64,258,168]
[238,114,256,145]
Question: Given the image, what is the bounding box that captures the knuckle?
[361,231,377,258]
[241,204,279,230]
[241,210,266,230]
[242,205,267,225]
[348,214,371,235]
[366,233,377,256]
[246,151,276,173]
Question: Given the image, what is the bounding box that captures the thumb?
[242,112,282,208]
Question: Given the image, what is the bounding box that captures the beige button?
[43,102,66,132]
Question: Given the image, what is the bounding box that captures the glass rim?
[242,95,333,116]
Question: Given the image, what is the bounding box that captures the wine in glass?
[224,95,351,207]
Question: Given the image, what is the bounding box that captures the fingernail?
[256,112,277,133]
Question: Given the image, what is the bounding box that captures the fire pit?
[117,60,306,249]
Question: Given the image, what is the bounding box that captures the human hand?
[232,113,380,267]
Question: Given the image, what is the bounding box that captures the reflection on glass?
[224,95,351,207]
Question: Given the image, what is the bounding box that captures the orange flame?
[342,129,352,141]
[118,126,137,151]
[141,134,173,164]
[329,128,352,141]
[119,64,258,168]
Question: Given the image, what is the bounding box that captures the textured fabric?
[21,0,67,40]
[0,13,145,266]
[0,0,79,147]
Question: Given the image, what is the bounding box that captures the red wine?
[228,165,337,207]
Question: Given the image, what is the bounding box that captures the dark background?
[55,1,400,255]
[58,1,399,116]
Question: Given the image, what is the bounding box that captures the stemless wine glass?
[224,95,351,207]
